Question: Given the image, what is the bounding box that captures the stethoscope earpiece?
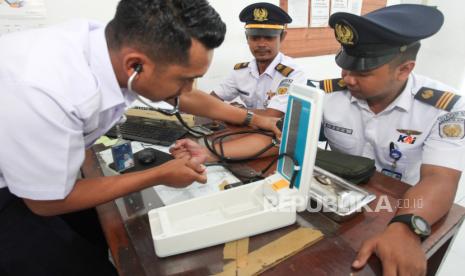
[133,64,143,73]
[128,64,142,93]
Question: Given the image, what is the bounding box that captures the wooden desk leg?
[427,238,452,276]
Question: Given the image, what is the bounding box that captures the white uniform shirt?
[214,52,307,113]
[323,74,465,185]
[0,20,137,199]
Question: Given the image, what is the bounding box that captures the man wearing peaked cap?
[171,6,463,274]
[329,4,444,71]
[319,4,465,275]
[211,2,308,117]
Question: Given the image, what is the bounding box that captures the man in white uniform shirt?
[171,4,465,276]
[320,5,465,276]
[0,0,280,275]
[211,2,307,117]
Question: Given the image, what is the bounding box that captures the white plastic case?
[149,84,324,257]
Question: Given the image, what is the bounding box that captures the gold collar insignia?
[421,89,434,99]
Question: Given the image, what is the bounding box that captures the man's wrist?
[389,214,431,241]
[242,109,254,126]
[387,221,422,242]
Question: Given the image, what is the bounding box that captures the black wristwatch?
[242,110,254,126]
[389,214,431,241]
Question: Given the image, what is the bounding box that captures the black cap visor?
[245,28,282,37]
[335,48,398,71]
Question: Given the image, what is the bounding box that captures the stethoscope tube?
[127,69,181,116]
[127,68,298,186]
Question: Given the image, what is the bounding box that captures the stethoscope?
[127,64,180,116]
[126,64,293,184]
[126,64,205,135]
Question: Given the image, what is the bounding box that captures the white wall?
[199,0,339,90]
[197,0,280,91]
[414,0,465,91]
[202,0,465,92]
[43,0,118,24]
[38,0,465,92]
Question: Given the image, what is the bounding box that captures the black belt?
[0,187,15,212]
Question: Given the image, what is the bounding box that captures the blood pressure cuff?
[315,148,376,184]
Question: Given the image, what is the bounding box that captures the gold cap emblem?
[253,8,268,22]
[335,23,355,45]
[421,89,434,99]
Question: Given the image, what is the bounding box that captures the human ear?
[280,30,287,42]
[122,52,152,78]
[396,60,415,81]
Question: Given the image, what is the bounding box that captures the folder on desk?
[148,84,324,257]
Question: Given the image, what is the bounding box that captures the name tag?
[324,122,353,135]
[381,168,402,180]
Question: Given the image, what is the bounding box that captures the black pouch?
[315,148,376,184]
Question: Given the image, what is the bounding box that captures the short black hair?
[106,0,226,65]
[389,42,421,68]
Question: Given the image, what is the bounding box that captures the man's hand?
[353,223,426,276]
[170,139,217,163]
[250,114,282,139]
[155,157,207,187]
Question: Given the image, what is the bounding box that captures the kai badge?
[277,79,293,95]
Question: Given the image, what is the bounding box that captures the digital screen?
[279,97,311,188]
[282,99,302,177]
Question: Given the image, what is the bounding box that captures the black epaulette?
[319,78,347,93]
[275,63,294,77]
[234,62,249,70]
[414,87,461,111]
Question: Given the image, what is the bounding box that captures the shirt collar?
[378,75,414,113]
[394,75,414,112]
[250,52,283,78]
[349,74,414,113]
[88,24,137,111]
[264,52,283,76]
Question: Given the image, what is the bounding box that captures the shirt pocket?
[379,144,422,175]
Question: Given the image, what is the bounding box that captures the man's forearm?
[23,167,166,216]
[395,164,461,224]
[212,134,278,160]
[253,108,283,118]
[180,90,248,125]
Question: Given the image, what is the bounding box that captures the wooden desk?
[82,148,465,276]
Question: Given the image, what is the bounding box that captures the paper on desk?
[94,136,119,147]
[98,142,240,206]
[154,165,240,206]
